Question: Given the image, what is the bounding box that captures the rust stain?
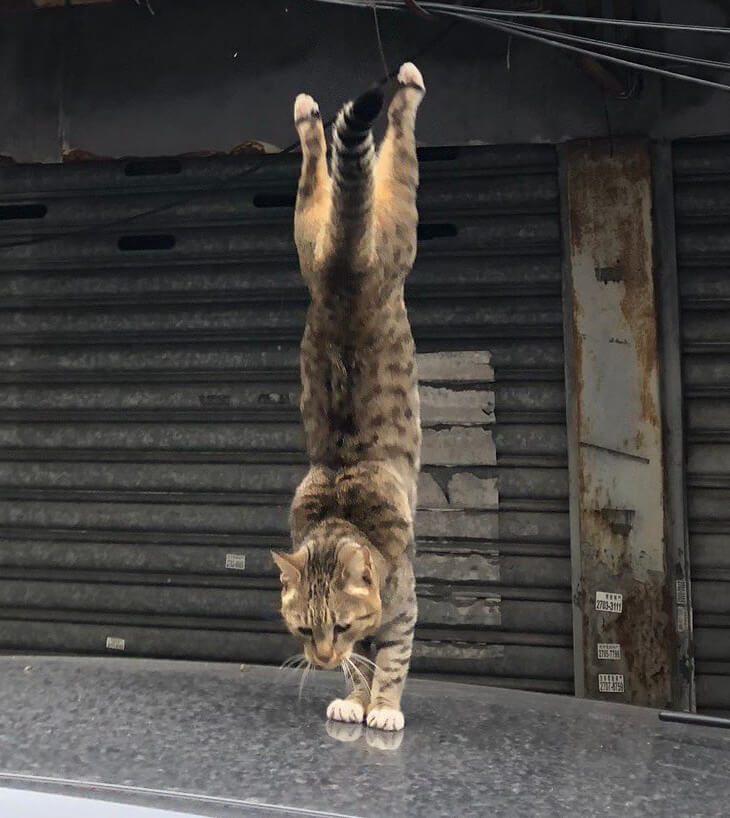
[616,146,660,433]
[613,580,674,707]
[63,148,112,163]
[61,141,279,164]
[567,140,659,436]
[565,139,671,706]
[229,140,273,155]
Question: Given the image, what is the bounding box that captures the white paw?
[294,93,320,123]
[326,698,364,724]
[398,62,425,92]
[366,706,405,732]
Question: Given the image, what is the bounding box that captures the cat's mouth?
[311,655,343,670]
[306,646,345,670]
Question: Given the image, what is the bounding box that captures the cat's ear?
[271,548,307,589]
[338,540,374,598]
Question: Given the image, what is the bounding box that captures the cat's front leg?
[326,640,374,724]
[366,599,417,732]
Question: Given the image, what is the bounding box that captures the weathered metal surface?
[421,428,497,466]
[416,351,494,382]
[419,386,495,425]
[650,141,693,712]
[0,146,571,692]
[674,137,730,714]
[560,138,673,707]
[416,546,500,583]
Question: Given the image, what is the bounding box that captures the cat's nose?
[313,642,336,666]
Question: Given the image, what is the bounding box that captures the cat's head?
[272,533,381,669]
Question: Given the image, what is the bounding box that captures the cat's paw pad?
[366,706,405,732]
[327,698,364,724]
[397,62,425,92]
[294,94,320,124]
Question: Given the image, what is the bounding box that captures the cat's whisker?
[356,668,372,698]
[346,656,371,696]
[340,660,353,692]
[280,653,305,670]
[274,657,307,688]
[350,652,377,671]
[297,661,312,700]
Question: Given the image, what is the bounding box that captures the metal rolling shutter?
[673,139,730,715]
[0,145,571,693]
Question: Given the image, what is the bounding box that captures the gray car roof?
[0,656,728,817]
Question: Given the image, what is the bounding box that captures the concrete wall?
[1,0,730,162]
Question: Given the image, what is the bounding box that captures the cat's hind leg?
[293,93,330,280]
[374,63,425,274]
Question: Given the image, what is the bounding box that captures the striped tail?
[330,86,384,260]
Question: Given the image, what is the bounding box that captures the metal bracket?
[598,507,636,536]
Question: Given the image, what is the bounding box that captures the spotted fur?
[272,63,426,732]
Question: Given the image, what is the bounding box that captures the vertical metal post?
[651,141,695,711]
[560,138,674,707]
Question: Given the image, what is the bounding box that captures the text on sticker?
[225,554,247,571]
[598,673,625,693]
[105,636,125,651]
[595,591,623,613]
[597,643,621,661]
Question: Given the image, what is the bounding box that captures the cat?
[272,62,425,732]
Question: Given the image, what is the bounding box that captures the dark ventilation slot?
[253,192,297,208]
[417,223,458,241]
[124,158,182,177]
[118,234,176,252]
[417,146,460,162]
[0,203,47,220]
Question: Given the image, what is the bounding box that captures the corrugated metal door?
[0,145,571,693]
[674,138,730,715]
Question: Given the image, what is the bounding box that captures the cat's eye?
[333,624,351,636]
[298,627,313,637]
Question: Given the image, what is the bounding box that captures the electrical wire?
[0,17,459,253]
[370,0,391,77]
[429,1,730,34]
[313,1,730,91]
[477,17,730,73]
[446,11,730,93]
[313,0,730,35]
[6,0,730,253]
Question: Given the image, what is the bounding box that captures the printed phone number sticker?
[598,674,624,693]
[597,643,621,660]
[595,591,623,613]
[225,554,247,571]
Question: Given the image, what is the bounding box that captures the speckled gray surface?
[0,656,728,817]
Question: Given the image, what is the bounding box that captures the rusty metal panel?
[560,138,674,707]
[0,145,570,691]
[674,137,730,715]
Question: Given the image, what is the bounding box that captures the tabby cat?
[272,62,425,732]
